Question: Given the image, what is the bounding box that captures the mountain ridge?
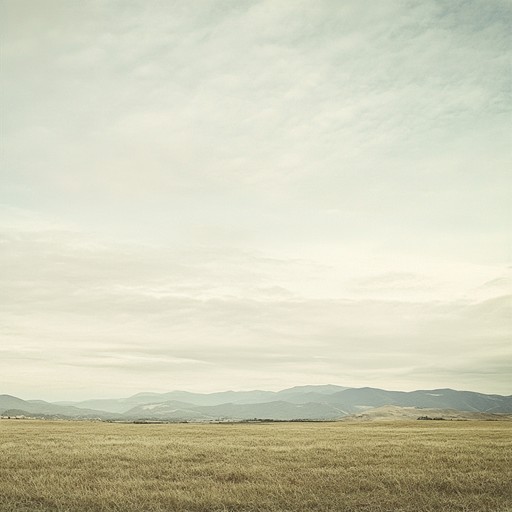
[2,386,511,421]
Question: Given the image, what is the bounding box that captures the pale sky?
[1,0,511,401]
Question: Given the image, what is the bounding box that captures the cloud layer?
[1,1,510,399]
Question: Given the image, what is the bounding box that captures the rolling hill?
[340,405,512,422]
[0,395,121,420]
[2,386,511,421]
[321,387,512,414]
[123,400,349,421]
[56,385,350,412]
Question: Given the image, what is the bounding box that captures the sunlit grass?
[1,420,511,511]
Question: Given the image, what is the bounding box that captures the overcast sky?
[1,0,510,401]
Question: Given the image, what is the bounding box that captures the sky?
[1,0,511,401]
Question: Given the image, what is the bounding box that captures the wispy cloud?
[1,0,510,399]
[1,214,510,398]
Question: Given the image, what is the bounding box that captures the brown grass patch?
[0,420,511,511]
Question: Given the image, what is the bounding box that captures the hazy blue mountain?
[54,397,153,414]
[279,391,346,404]
[124,400,348,421]
[151,390,279,406]
[0,394,121,419]
[58,391,277,410]
[120,387,512,421]
[59,385,350,411]
[5,386,511,421]
[123,400,212,421]
[323,388,512,414]
[0,395,27,411]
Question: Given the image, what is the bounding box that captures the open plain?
[0,420,511,512]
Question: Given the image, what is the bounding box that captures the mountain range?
[1,385,511,422]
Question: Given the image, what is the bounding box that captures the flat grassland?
[0,420,511,512]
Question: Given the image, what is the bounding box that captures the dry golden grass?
[0,420,511,511]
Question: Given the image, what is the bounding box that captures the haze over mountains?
[1,385,511,422]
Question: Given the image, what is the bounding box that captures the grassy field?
[0,420,511,511]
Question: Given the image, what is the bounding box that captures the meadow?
[0,420,511,511]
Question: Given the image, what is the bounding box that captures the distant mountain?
[59,385,350,411]
[322,388,512,414]
[1,409,86,420]
[120,387,512,421]
[3,386,511,422]
[0,394,121,420]
[54,397,150,414]
[123,400,348,421]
